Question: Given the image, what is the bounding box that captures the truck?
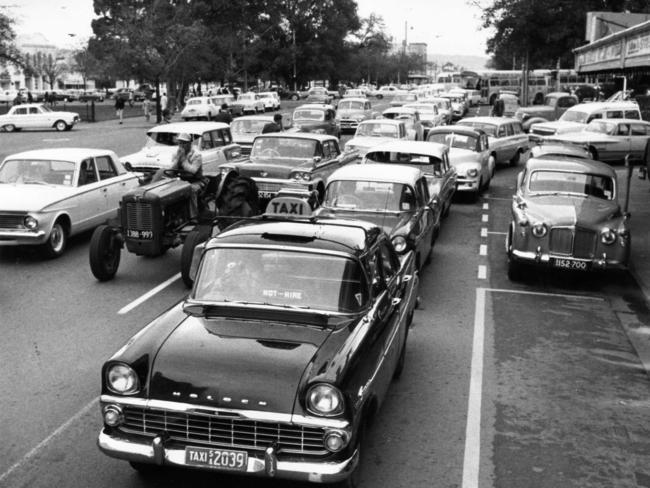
[514,92,579,132]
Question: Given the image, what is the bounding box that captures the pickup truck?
[514,92,579,132]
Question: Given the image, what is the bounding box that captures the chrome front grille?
[549,227,596,258]
[120,406,327,456]
[125,202,153,231]
[0,214,25,229]
[255,181,282,193]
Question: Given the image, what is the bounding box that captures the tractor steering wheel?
[163,168,197,181]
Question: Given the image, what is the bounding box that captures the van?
[529,101,641,137]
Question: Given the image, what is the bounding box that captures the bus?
[438,69,589,106]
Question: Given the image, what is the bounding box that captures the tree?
[0,7,21,65]
[73,44,101,90]
[477,0,650,69]
[42,53,67,90]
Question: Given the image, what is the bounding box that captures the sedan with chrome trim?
[315,163,440,270]
[0,148,140,257]
[506,156,631,281]
[0,103,80,132]
[97,214,418,487]
[220,132,357,203]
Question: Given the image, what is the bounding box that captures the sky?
[2,0,491,57]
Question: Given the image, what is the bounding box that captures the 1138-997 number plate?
[185,446,248,471]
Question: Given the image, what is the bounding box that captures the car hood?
[148,314,336,414]
[0,184,75,211]
[233,159,309,178]
[547,132,616,145]
[516,106,553,116]
[232,134,257,145]
[315,207,410,235]
[122,145,177,169]
[532,120,585,134]
[336,109,366,118]
[523,194,620,225]
[449,148,480,166]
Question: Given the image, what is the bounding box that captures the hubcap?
[50,225,64,252]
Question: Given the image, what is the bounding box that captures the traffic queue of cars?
[1,83,646,487]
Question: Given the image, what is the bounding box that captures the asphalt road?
[2,102,650,488]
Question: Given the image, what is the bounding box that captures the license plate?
[259,191,276,199]
[551,258,590,271]
[126,229,153,240]
[185,447,248,471]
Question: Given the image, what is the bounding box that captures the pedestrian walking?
[27,91,33,103]
[214,103,232,124]
[143,97,151,122]
[160,92,170,123]
[115,96,126,124]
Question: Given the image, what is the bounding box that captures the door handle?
[101,188,107,193]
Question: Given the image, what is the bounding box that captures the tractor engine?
[120,179,193,256]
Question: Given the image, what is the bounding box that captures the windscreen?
[428,132,478,150]
[293,109,325,121]
[0,159,76,185]
[355,122,398,137]
[324,180,416,211]
[231,119,268,134]
[560,110,588,123]
[194,248,368,313]
[251,137,318,160]
[528,170,615,200]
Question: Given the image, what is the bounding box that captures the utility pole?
[292,29,297,92]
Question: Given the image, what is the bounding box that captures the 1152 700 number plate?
[551,258,590,271]
[185,446,248,471]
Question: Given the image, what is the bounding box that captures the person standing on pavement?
[115,95,126,124]
[214,103,232,124]
[160,92,170,122]
[143,97,151,122]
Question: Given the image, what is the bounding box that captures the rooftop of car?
[231,114,275,122]
[458,116,520,125]
[296,103,335,110]
[147,121,230,133]
[366,140,448,158]
[428,126,486,137]
[4,147,118,162]
[329,163,424,184]
[253,132,336,142]
[382,106,417,114]
[565,100,639,111]
[525,156,616,176]
[338,97,368,103]
[211,217,383,255]
[358,118,403,126]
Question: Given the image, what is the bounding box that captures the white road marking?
[485,287,605,301]
[479,244,487,256]
[118,272,181,314]
[462,287,486,488]
[0,398,98,484]
[487,231,507,235]
[42,138,70,142]
[482,203,489,210]
[461,286,602,487]
[477,265,487,279]
[480,228,488,238]
[483,196,511,201]
[481,214,489,223]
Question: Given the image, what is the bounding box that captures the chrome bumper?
[511,249,628,269]
[455,178,480,192]
[0,229,47,246]
[98,429,358,483]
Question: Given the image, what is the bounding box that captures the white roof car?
[345,119,408,156]
[181,96,219,121]
[0,103,80,132]
[257,92,281,110]
[230,114,291,152]
[121,121,241,173]
[231,92,265,114]
[529,101,642,138]
[0,148,140,257]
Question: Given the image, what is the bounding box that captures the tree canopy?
[479,0,650,69]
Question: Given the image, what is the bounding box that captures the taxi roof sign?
[265,196,312,218]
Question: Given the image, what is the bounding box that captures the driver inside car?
[153,132,205,219]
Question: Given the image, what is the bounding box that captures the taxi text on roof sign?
[265,196,312,217]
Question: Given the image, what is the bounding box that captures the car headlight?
[467,168,479,178]
[306,384,344,416]
[24,215,39,230]
[106,363,140,395]
[531,223,547,238]
[601,228,617,245]
[220,166,234,174]
[392,235,407,253]
[290,172,311,181]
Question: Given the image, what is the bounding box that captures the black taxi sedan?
[97,200,419,487]
[315,164,440,270]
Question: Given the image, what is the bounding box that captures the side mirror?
[123,161,134,172]
[313,156,322,164]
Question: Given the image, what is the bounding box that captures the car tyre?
[181,226,211,288]
[42,221,67,258]
[129,461,158,476]
[54,120,68,132]
[290,94,299,101]
[507,258,524,282]
[376,94,383,99]
[4,124,16,132]
[89,224,121,281]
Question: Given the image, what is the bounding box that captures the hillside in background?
[428,53,489,72]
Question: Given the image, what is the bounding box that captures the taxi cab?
[97,196,419,487]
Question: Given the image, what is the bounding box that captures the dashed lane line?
[479,244,487,256]
[118,272,181,314]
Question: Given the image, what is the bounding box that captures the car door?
[95,154,139,221]
[628,123,650,160]
[604,122,632,161]
[412,178,435,258]
[72,158,104,233]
